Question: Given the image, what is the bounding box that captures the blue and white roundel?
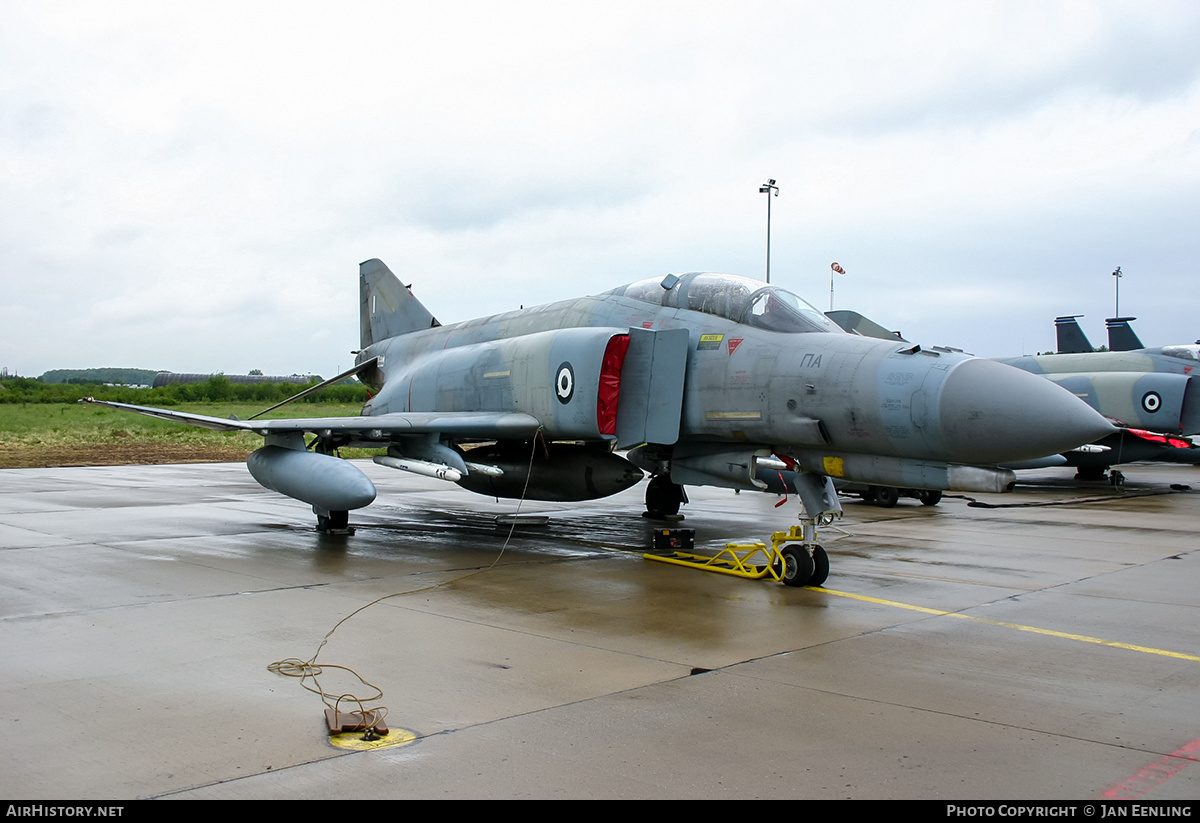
[555,362,574,404]
[1142,391,1161,413]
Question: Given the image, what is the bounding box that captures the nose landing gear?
[778,541,830,588]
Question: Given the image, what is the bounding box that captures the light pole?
[1112,266,1123,316]
[759,179,778,283]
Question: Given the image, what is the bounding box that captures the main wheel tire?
[780,544,815,587]
[646,475,682,517]
[809,545,829,587]
[876,486,900,508]
[918,489,942,506]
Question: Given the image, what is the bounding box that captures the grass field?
[0,401,375,468]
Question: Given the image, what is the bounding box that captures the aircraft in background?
[83,260,1112,586]
[825,310,1200,483]
[1053,314,1200,357]
[998,316,1200,480]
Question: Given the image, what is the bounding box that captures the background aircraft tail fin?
[360,259,441,348]
[1106,316,1144,352]
[1054,316,1094,353]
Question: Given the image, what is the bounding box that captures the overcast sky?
[2,1,1198,379]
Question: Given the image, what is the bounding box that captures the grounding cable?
[268,433,543,740]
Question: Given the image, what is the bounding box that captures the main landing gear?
[1073,466,1125,486]
[645,474,687,518]
[859,485,942,507]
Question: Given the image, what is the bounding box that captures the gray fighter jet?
[83,259,1113,586]
[997,316,1200,479]
[825,309,1200,480]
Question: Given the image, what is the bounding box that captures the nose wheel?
[779,543,829,587]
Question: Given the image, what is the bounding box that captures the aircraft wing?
[79,398,542,440]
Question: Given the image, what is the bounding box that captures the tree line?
[0,375,370,405]
[39,368,161,385]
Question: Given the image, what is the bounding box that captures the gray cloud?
[1,1,1197,379]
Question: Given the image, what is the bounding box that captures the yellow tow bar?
[644,525,811,583]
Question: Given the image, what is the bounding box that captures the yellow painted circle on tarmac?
[329,727,419,751]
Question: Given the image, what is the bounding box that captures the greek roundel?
[555,362,575,404]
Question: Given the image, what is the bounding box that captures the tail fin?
[1054,316,1094,353]
[1106,316,1144,352]
[359,259,440,348]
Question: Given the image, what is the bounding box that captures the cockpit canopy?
[1160,345,1200,362]
[613,272,840,335]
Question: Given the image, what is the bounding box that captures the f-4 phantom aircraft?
[826,309,1200,481]
[84,259,1113,586]
[998,316,1200,479]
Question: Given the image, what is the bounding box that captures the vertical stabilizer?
[1106,317,1144,352]
[1054,316,1094,353]
[359,259,440,348]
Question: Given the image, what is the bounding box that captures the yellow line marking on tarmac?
[816,587,1200,662]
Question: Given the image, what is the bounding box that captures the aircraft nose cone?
[937,358,1115,464]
